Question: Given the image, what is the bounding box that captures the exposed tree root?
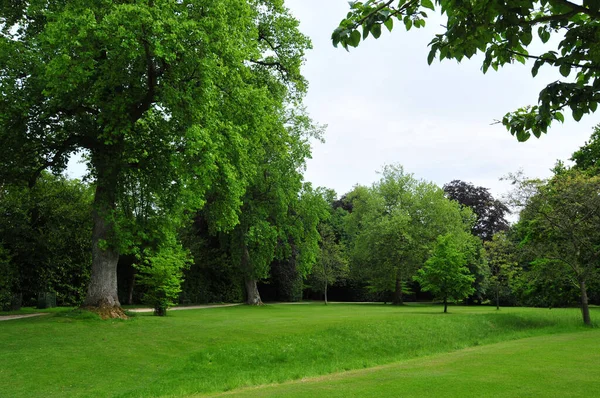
[82,299,128,320]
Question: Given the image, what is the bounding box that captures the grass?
[220,330,600,397]
[0,303,596,397]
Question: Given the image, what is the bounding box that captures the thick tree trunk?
[83,161,125,319]
[443,297,448,313]
[324,281,328,305]
[245,278,263,305]
[241,239,262,305]
[392,277,403,305]
[579,279,591,326]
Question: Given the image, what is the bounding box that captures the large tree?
[333,0,600,141]
[443,180,510,242]
[517,170,600,325]
[0,0,310,315]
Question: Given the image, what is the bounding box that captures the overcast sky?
[286,0,597,201]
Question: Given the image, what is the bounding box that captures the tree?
[571,124,600,174]
[0,1,310,316]
[414,233,476,313]
[134,231,190,317]
[309,222,349,305]
[0,173,93,306]
[346,165,474,304]
[333,1,600,141]
[484,232,520,310]
[517,170,600,325]
[443,180,510,241]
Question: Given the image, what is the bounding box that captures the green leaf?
[573,108,584,121]
[554,112,564,123]
[559,63,571,77]
[349,30,361,47]
[384,17,394,32]
[421,0,435,11]
[521,31,532,46]
[371,23,382,39]
[516,130,530,142]
[427,50,436,65]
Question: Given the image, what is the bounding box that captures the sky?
[285,0,598,202]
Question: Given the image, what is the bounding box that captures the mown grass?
[0,303,595,397]
[220,329,600,397]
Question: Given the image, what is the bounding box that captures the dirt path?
[128,303,242,313]
[0,313,48,322]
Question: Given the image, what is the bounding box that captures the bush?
[0,246,16,311]
[135,244,190,316]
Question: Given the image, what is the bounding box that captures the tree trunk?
[245,278,262,305]
[127,272,135,306]
[579,279,592,326]
[392,277,403,305]
[443,296,448,313]
[241,239,262,305]
[324,281,328,305]
[83,160,125,319]
[496,285,500,311]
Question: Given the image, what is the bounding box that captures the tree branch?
[552,0,600,19]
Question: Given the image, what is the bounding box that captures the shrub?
[135,244,191,316]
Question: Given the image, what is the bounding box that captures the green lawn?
[220,330,600,397]
[0,303,596,397]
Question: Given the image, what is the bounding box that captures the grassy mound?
[0,303,595,397]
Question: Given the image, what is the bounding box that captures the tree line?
[3,126,600,324]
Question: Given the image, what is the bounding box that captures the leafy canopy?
[414,233,476,307]
[333,0,600,141]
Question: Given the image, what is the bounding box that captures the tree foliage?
[516,170,600,324]
[346,165,475,304]
[0,173,93,306]
[0,0,312,313]
[135,232,191,316]
[443,180,510,241]
[334,0,600,141]
[484,231,520,309]
[414,233,476,313]
[571,124,600,174]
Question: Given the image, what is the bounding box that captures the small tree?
[484,232,520,310]
[135,240,190,317]
[309,223,349,305]
[415,234,475,313]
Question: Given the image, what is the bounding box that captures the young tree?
[333,1,600,140]
[414,233,476,313]
[484,232,520,310]
[309,223,349,305]
[135,231,190,317]
[0,1,311,316]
